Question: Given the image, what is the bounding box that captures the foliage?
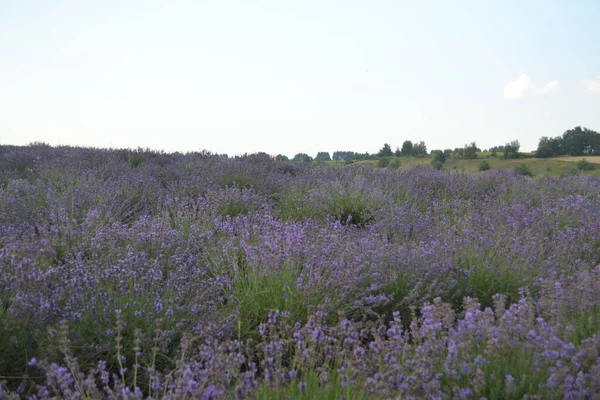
[536,136,563,158]
[563,126,600,156]
[431,150,446,164]
[389,158,401,169]
[577,158,595,171]
[293,153,313,162]
[515,163,533,177]
[536,126,600,157]
[411,140,428,157]
[1,144,600,398]
[377,157,391,168]
[462,142,480,159]
[400,140,413,156]
[314,152,331,162]
[503,140,521,159]
[478,160,491,171]
[378,143,393,157]
[431,160,443,170]
[332,151,372,161]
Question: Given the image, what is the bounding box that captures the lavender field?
[1,145,600,399]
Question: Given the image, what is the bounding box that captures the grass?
[344,156,600,177]
[569,304,600,346]
[225,262,334,341]
[0,307,34,383]
[252,369,375,400]
[559,155,600,164]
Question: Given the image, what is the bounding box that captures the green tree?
[463,142,480,159]
[535,136,562,158]
[503,140,521,159]
[431,150,446,164]
[275,154,289,161]
[315,152,331,162]
[562,126,600,156]
[401,140,413,156]
[411,141,428,157]
[293,153,313,162]
[378,143,394,157]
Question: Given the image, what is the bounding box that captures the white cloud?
[504,74,531,99]
[579,77,600,94]
[539,80,559,95]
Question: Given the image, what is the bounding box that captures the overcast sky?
[1,0,599,156]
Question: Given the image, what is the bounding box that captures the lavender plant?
[1,145,600,398]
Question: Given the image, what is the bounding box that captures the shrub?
[377,158,391,168]
[328,191,377,227]
[431,160,443,170]
[577,159,595,171]
[431,150,446,164]
[128,152,147,168]
[561,168,579,178]
[515,164,533,177]
[389,158,401,169]
[478,160,490,171]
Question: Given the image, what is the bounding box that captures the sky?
[1,0,599,157]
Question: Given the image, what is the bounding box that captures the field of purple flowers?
[1,145,599,399]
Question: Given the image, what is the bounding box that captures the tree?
[535,137,561,158]
[463,142,480,159]
[430,150,446,169]
[333,151,354,161]
[394,147,402,157]
[503,140,521,159]
[562,126,600,156]
[411,141,428,157]
[315,152,331,162]
[378,143,394,157]
[401,140,413,156]
[332,151,367,161]
[293,153,313,162]
[275,154,289,161]
[431,150,446,164]
[535,126,600,158]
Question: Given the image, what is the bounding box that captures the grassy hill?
[343,155,600,177]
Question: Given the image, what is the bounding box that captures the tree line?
[274,126,597,163]
[535,126,600,158]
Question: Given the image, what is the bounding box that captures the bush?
[377,158,391,168]
[431,150,446,164]
[478,160,490,171]
[577,159,595,171]
[431,160,443,170]
[560,168,579,178]
[515,164,534,177]
[389,158,401,169]
[128,152,147,168]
